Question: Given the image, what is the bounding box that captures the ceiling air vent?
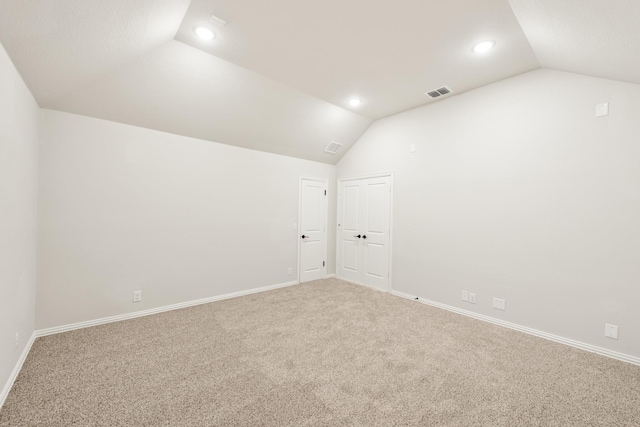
[425,86,453,99]
[325,141,342,154]
[209,14,227,27]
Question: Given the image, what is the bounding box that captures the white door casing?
[337,174,392,291]
[298,178,328,283]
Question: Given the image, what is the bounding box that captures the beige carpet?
[1,278,639,426]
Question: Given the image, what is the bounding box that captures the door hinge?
[324,190,327,196]
[323,261,325,267]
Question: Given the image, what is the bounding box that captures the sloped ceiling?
[51,41,372,162]
[175,0,539,119]
[0,0,192,105]
[0,0,638,164]
[509,0,640,86]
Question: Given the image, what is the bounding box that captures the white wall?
[37,110,335,329]
[0,44,39,393]
[337,69,640,358]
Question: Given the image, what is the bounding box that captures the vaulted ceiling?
[0,0,638,164]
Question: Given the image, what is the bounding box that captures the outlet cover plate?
[596,103,609,117]
[461,290,469,301]
[469,293,476,304]
[605,324,618,339]
[133,291,142,302]
[493,298,506,310]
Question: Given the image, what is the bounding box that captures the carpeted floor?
[1,278,639,426]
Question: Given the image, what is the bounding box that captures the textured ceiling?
[509,0,640,86]
[51,41,372,163]
[176,0,540,120]
[0,0,637,164]
[0,0,191,105]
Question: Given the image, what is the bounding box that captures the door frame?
[297,176,329,283]
[336,171,394,291]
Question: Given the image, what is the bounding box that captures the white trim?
[1,331,37,410]
[325,273,336,279]
[390,290,640,367]
[2,279,300,409]
[336,172,394,292]
[297,176,329,284]
[36,280,298,337]
[338,171,396,182]
[4,280,636,412]
[387,174,394,292]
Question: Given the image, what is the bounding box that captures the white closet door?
[299,179,327,283]
[338,176,391,290]
[338,180,362,283]
[360,176,391,290]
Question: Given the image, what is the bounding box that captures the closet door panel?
[338,176,392,290]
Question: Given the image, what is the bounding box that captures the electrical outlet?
[287,267,292,276]
[14,332,19,352]
[461,290,469,301]
[133,291,142,302]
[493,298,506,310]
[469,293,476,304]
[605,324,618,339]
[596,103,609,117]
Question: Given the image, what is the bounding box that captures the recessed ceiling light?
[473,40,495,53]
[194,26,215,40]
[349,98,362,107]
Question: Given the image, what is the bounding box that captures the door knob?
[301,235,308,239]
[362,235,367,239]
[353,234,361,238]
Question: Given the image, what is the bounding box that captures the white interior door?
[299,178,327,283]
[338,175,392,290]
[338,181,362,283]
[360,176,391,289]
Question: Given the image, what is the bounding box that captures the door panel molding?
[298,177,328,283]
[336,172,394,291]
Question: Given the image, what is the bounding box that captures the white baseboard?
[6,279,635,414]
[36,280,299,337]
[1,331,36,410]
[325,274,336,279]
[2,280,300,411]
[390,290,640,367]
